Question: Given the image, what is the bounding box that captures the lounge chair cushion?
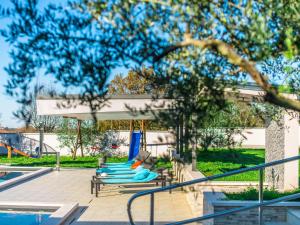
[135,165,144,171]
[96,166,146,175]
[101,172,158,184]
[133,169,150,180]
[102,169,150,179]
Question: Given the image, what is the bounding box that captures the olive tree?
[14,85,62,132]
[1,0,300,168]
[57,119,99,159]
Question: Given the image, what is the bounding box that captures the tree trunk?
[184,115,189,152]
[179,116,184,155]
[192,142,197,171]
[72,146,77,160]
[72,151,75,160]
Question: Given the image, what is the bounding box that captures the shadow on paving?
[98,183,162,195]
[72,221,178,225]
[120,183,160,188]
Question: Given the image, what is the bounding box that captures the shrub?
[226,187,300,201]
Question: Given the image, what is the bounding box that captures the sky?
[0,0,18,127]
[0,0,128,128]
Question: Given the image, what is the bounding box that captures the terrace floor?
[0,169,195,225]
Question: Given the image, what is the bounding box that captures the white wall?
[23,131,175,156]
[117,131,175,157]
[23,133,71,155]
[235,128,265,148]
[19,128,285,156]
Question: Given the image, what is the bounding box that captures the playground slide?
[128,131,142,161]
[11,148,31,157]
[0,143,31,158]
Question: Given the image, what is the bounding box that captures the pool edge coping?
[0,167,52,190]
[0,201,79,225]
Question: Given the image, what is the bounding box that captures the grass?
[197,148,265,181]
[0,155,128,168]
[0,155,101,168]
[0,155,171,169]
[225,187,300,201]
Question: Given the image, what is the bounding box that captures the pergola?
[36,86,299,191]
[37,95,173,153]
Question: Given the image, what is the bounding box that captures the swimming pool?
[0,210,50,225]
[0,202,78,225]
[0,167,52,190]
[0,172,24,182]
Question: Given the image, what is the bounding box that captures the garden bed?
[225,187,300,201]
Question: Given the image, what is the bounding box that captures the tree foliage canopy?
[1,0,300,148]
[108,69,156,95]
[2,0,300,108]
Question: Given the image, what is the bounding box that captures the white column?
[265,110,299,191]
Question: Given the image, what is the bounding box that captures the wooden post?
[129,120,134,145]
[39,126,44,157]
[74,120,83,158]
[179,115,184,155]
[140,120,144,150]
[141,120,146,151]
[7,145,12,159]
[184,115,189,152]
[79,120,83,157]
[176,122,180,154]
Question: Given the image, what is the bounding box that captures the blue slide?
[103,131,142,168]
[128,131,142,161]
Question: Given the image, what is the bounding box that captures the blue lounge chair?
[101,151,151,171]
[104,161,134,166]
[96,166,145,175]
[98,169,151,179]
[91,171,160,197]
[101,171,158,184]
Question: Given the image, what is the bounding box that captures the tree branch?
[154,38,300,112]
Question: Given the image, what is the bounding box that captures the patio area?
[0,169,195,225]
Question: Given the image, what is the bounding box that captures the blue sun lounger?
[91,171,159,197]
[98,169,151,179]
[101,171,158,184]
[101,151,151,171]
[96,166,145,175]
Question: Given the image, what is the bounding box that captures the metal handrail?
[127,154,300,225]
[165,192,300,225]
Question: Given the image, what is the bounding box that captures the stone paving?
[0,169,196,225]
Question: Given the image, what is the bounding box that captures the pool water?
[0,172,24,182]
[0,211,50,225]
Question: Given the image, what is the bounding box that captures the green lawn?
[0,148,292,182]
[0,155,171,169]
[0,155,127,168]
[197,148,265,181]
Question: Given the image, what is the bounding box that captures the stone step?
[287,209,300,225]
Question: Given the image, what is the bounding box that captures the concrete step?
[287,209,300,225]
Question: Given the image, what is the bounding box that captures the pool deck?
[0,169,196,225]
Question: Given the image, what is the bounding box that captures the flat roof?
[36,96,172,120]
[36,86,298,121]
